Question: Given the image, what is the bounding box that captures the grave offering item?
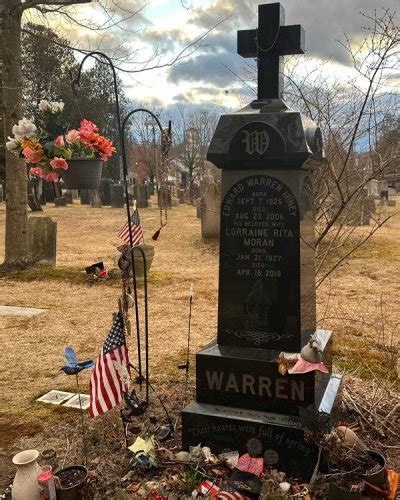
[7,103,114,189]
[37,470,56,500]
[182,2,341,480]
[85,261,105,274]
[28,216,56,266]
[54,466,88,500]
[41,449,58,472]
[12,449,41,500]
[61,158,103,190]
[111,184,125,208]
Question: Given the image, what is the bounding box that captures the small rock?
[202,447,217,463]
[279,482,291,493]
[175,451,191,462]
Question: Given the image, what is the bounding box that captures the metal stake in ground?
[178,282,194,396]
[75,374,88,466]
[60,347,93,466]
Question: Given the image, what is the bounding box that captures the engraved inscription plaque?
[218,174,300,351]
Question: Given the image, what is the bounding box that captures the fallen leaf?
[126,482,141,493]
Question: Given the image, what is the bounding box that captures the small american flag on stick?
[89,313,130,418]
[118,210,143,246]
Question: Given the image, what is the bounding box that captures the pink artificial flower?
[43,171,60,182]
[50,157,68,170]
[66,129,80,144]
[54,135,65,147]
[79,119,98,141]
[30,166,45,178]
[22,147,43,164]
[99,269,109,279]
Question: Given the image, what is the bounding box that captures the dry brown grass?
[0,197,399,490]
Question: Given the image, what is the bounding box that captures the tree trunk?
[2,4,29,265]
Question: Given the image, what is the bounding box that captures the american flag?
[89,313,130,418]
[117,210,143,246]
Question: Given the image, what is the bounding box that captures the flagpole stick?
[75,374,88,466]
[185,283,194,396]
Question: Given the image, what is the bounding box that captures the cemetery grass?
[0,199,399,491]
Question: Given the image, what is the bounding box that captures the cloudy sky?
[29,0,399,109]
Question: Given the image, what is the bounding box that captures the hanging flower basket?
[6,103,115,186]
[60,158,103,190]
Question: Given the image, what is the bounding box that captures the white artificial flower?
[12,117,37,139]
[6,137,19,150]
[50,101,64,113]
[39,99,50,112]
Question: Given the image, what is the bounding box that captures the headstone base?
[182,373,341,481]
[196,330,333,416]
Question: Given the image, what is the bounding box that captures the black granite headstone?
[182,2,341,481]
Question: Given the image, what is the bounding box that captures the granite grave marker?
[182,2,341,480]
[111,184,125,208]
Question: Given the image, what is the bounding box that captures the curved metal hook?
[71,51,122,149]
[120,108,165,179]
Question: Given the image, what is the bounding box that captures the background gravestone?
[90,189,102,208]
[195,197,201,219]
[0,184,3,202]
[43,181,55,203]
[201,183,221,240]
[346,190,376,226]
[80,189,91,205]
[132,184,149,208]
[28,217,57,266]
[54,196,67,207]
[367,179,380,199]
[148,182,155,196]
[111,184,125,208]
[28,194,43,212]
[64,192,73,204]
[100,178,112,205]
[182,2,341,481]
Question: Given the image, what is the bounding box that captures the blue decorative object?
[60,346,95,375]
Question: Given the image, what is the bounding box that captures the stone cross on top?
[238,3,305,100]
